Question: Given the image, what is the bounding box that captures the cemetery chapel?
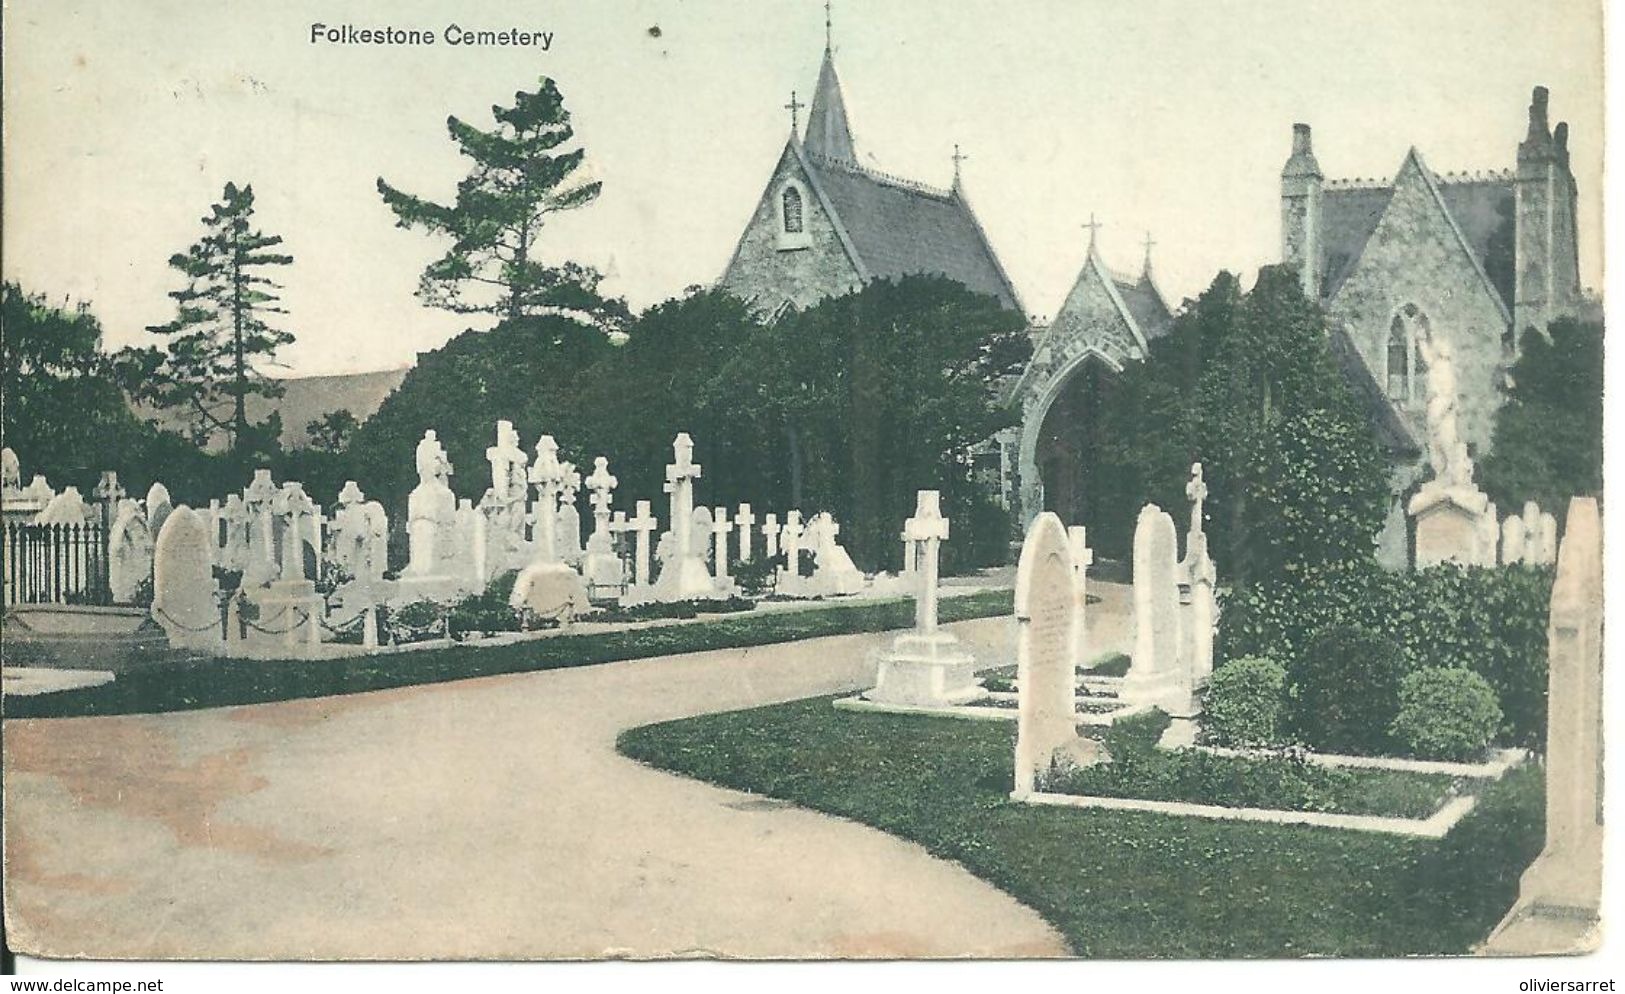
[717,27,1588,567]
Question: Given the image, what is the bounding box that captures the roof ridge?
[1399,148,1514,327]
[1324,176,1394,191]
[1434,167,1517,185]
[805,151,955,200]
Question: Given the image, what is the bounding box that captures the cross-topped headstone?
[485,420,528,503]
[664,433,703,558]
[735,503,756,562]
[762,512,781,559]
[273,482,317,582]
[585,456,617,519]
[781,510,805,576]
[93,471,126,532]
[529,435,565,562]
[903,491,951,632]
[711,506,733,586]
[628,499,658,587]
[1185,462,1207,538]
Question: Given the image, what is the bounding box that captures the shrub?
[1391,667,1503,762]
[1103,708,1171,768]
[447,571,523,638]
[1201,657,1287,748]
[1220,561,1552,747]
[732,555,780,598]
[1286,625,1407,756]
[391,599,446,642]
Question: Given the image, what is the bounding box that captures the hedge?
[1219,562,1552,747]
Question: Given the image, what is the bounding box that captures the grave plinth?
[1408,483,1490,568]
[864,491,986,708]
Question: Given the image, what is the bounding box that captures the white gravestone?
[510,434,589,619]
[583,457,625,592]
[735,503,755,562]
[762,512,780,560]
[556,461,584,566]
[627,500,658,591]
[1537,512,1559,565]
[402,430,458,593]
[151,506,222,650]
[1122,504,1183,711]
[108,498,153,604]
[689,505,715,569]
[242,470,280,587]
[480,420,530,578]
[256,482,321,649]
[144,482,174,540]
[1482,497,1602,954]
[1501,515,1527,565]
[802,512,866,596]
[650,433,715,601]
[710,506,734,594]
[776,511,807,595]
[1012,512,1104,800]
[1477,500,1501,566]
[864,491,985,708]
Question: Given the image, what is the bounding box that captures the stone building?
[1280,86,1586,566]
[717,41,1020,317]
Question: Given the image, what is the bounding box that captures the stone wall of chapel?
[1327,172,1511,463]
[719,149,862,314]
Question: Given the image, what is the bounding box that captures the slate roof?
[801,151,1022,311]
[1319,172,1515,310]
[1114,274,1173,340]
[804,49,855,163]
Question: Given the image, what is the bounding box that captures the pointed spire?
[804,44,855,162]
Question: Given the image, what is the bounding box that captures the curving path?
[1,590,1134,961]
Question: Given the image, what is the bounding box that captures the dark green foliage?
[1201,657,1288,748]
[1086,651,1132,677]
[377,77,628,328]
[8,589,1010,719]
[306,409,359,454]
[588,596,755,623]
[1391,667,1504,762]
[1101,708,1171,768]
[343,314,615,508]
[1090,267,1387,577]
[731,555,780,598]
[132,182,295,455]
[1480,317,1604,516]
[1054,748,1455,819]
[447,570,523,638]
[391,598,446,640]
[1287,625,1408,756]
[1220,561,1552,747]
[1,283,151,489]
[617,698,1545,956]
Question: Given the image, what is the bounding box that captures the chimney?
[1281,123,1324,299]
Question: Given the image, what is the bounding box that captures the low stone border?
[1190,744,1529,780]
[2,666,117,697]
[1016,790,1480,839]
[832,694,1142,726]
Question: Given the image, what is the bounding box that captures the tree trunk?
[232,248,247,456]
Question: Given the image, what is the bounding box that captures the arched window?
[1387,317,1410,400]
[781,186,804,234]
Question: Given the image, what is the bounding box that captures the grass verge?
[5,589,1012,720]
[617,696,1542,958]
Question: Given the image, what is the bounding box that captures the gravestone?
[1410,487,1491,568]
[689,506,715,569]
[761,513,781,560]
[650,433,715,601]
[34,487,91,525]
[556,461,584,566]
[802,513,866,596]
[1537,512,1559,565]
[776,511,807,595]
[583,457,624,593]
[1477,500,1501,565]
[241,470,281,588]
[626,500,658,591]
[735,503,756,562]
[1501,515,1527,565]
[1482,497,1602,954]
[255,482,322,649]
[401,430,458,599]
[145,482,174,539]
[1122,504,1182,710]
[1012,512,1102,800]
[864,491,984,708]
[108,499,153,604]
[151,506,221,650]
[510,433,589,615]
[710,506,734,593]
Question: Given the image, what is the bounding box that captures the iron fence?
[2,521,112,606]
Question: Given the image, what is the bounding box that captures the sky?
[4,0,1605,377]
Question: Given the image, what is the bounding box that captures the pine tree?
[141,182,294,454]
[377,77,628,329]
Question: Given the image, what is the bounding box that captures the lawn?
[617,697,1543,958]
[5,589,1012,720]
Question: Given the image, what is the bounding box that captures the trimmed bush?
[1201,657,1287,748]
[1391,667,1503,762]
[447,571,523,638]
[1220,561,1552,747]
[1287,625,1407,756]
[1103,708,1171,768]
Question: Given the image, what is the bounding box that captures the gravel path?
[3,586,1135,961]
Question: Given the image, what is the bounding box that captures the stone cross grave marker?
[735,503,756,562]
[1013,512,1099,799]
[904,491,950,632]
[1185,462,1207,538]
[762,512,780,559]
[780,511,805,584]
[485,420,528,503]
[664,433,702,558]
[243,469,280,586]
[529,435,564,564]
[711,506,733,587]
[628,500,658,588]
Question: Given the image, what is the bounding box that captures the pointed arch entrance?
[1017,347,1125,547]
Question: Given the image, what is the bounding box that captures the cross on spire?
[825,0,833,50]
[951,144,968,185]
[1083,213,1102,247]
[785,90,803,133]
[1142,231,1156,279]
